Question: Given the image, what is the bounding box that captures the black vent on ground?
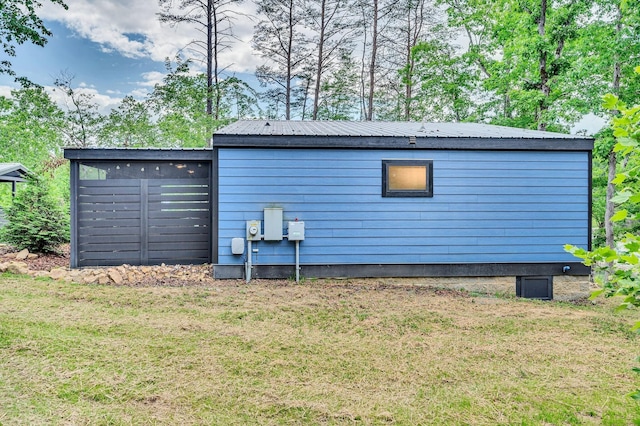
[516,276,553,300]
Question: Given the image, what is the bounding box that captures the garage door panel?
[78,202,141,212]
[79,234,141,244]
[148,178,210,190]
[148,203,210,215]
[148,226,210,235]
[148,194,210,203]
[75,160,211,267]
[149,232,210,243]
[78,242,141,252]
[78,226,141,236]
[78,185,141,195]
[78,194,141,203]
[78,218,141,228]
[148,228,210,238]
[146,174,210,264]
[149,240,209,251]
[148,217,210,227]
[79,179,140,187]
[78,210,141,220]
[79,250,143,261]
[149,249,210,259]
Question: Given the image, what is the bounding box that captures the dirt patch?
[0,244,213,286]
[0,243,69,271]
[0,244,591,304]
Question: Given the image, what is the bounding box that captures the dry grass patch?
[0,275,638,425]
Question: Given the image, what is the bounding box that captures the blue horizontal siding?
[220,166,586,178]
[217,148,589,266]
[219,210,586,221]
[220,202,586,213]
[220,185,588,196]
[219,194,587,203]
[219,227,584,239]
[220,176,583,188]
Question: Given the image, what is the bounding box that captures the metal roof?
[0,163,30,182]
[215,120,592,139]
[213,120,593,151]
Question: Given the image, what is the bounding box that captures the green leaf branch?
[566,77,640,402]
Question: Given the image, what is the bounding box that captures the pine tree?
[1,177,69,253]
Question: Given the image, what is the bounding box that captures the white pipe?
[246,239,252,283]
[295,240,300,283]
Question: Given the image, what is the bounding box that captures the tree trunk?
[286,0,294,120]
[537,0,548,131]
[404,4,411,121]
[367,0,378,121]
[605,150,617,248]
[312,0,327,120]
[359,4,369,120]
[213,2,221,122]
[206,0,213,118]
[605,3,623,249]
[297,74,310,120]
[206,0,214,146]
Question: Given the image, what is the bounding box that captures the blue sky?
[0,21,166,95]
[0,0,258,112]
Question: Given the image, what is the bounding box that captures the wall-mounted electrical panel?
[263,208,283,241]
[246,220,262,241]
[288,221,305,241]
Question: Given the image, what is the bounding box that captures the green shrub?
[0,176,69,253]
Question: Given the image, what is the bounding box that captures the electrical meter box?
[246,220,261,241]
[263,208,283,241]
[288,221,305,241]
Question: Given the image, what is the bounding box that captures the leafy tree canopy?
[0,0,68,76]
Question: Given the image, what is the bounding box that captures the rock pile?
[0,248,213,286]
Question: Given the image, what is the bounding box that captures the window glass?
[79,164,107,180]
[382,160,433,197]
[79,161,209,180]
[388,165,427,191]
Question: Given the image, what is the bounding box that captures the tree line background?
[1,0,640,249]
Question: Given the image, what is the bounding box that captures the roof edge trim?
[212,135,594,151]
[63,148,213,161]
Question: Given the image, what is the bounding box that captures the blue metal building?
[211,121,593,283]
[64,120,594,295]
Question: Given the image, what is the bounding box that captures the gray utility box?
[264,208,283,241]
[288,221,305,241]
[231,237,245,255]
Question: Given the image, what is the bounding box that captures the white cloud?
[571,113,607,136]
[129,88,150,99]
[138,71,165,88]
[0,83,136,115]
[0,86,13,98]
[40,0,259,74]
[45,85,122,115]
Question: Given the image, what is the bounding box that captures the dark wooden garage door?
[76,160,211,267]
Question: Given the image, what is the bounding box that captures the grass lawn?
[0,274,639,425]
